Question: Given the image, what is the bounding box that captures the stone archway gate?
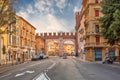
[39,32,76,56]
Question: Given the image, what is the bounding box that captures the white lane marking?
[15,72,25,77]
[15,70,35,77]
[0,73,12,79]
[47,63,56,70]
[44,73,51,80]
[26,70,35,74]
[33,72,50,80]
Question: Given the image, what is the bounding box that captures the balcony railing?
[86,31,101,36]
[85,42,105,48]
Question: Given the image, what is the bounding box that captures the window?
[95,25,99,33]
[95,0,99,3]
[95,10,99,17]
[12,35,16,45]
[96,36,100,45]
[8,34,11,44]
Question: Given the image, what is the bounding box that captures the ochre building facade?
[76,0,120,61]
[35,34,45,54]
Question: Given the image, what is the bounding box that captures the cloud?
[34,0,55,14]
[16,0,77,33]
[17,11,29,19]
[17,8,68,33]
[46,14,68,32]
[27,4,34,14]
[28,14,68,33]
[55,0,66,9]
[73,6,81,13]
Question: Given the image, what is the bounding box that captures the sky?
[15,0,82,33]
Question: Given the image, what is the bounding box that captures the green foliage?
[99,0,120,45]
[2,45,6,54]
[0,0,17,35]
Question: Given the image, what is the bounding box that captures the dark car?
[31,55,40,61]
[63,54,67,59]
[39,53,44,59]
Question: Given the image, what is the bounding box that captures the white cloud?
[17,11,29,19]
[34,0,67,14]
[34,0,54,14]
[55,0,66,9]
[27,4,34,14]
[17,9,68,33]
[16,0,73,33]
[28,14,68,33]
[34,0,46,12]
[73,6,81,13]
[46,14,68,32]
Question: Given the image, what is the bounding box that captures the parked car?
[63,54,67,59]
[43,54,49,59]
[31,55,40,61]
[39,53,44,59]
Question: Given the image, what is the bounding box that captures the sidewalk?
[73,56,120,68]
[0,60,31,74]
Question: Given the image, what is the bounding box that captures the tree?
[0,0,17,34]
[99,0,120,46]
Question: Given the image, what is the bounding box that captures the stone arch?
[45,39,59,56]
[63,39,76,56]
[45,38,76,56]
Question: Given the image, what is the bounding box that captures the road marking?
[0,73,12,79]
[15,72,25,77]
[33,72,51,80]
[15,70,35,77]
[47,63,56,70]
[44,73,51,80]
[26,70,35,73]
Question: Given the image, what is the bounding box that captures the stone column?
[59,39,63,56]
[45,40,47,55]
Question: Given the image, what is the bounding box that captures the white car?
[43,54,49,59]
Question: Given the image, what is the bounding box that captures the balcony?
[86,31,101,36]
[85,42,105,48]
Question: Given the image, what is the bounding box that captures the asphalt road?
[0,56,120,80]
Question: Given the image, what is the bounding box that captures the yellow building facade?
[0,0,11,64]
[36,34,45,54]
[0,0,36,64]
[77,0,120,61]
[18,17,36,62]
